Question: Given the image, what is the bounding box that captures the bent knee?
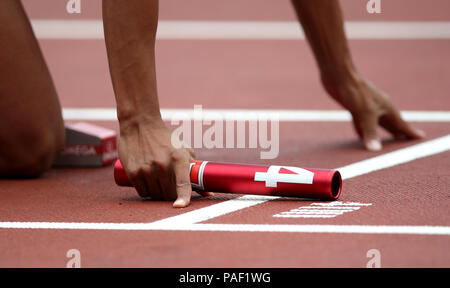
[0,125,65,178]
[14,139,61,177]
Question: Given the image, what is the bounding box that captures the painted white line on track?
[31,20,450,40]
[152,195,278,226]
[0,222,449,235]
[338,134,450,179]
[62,108,450,122]
[178,224,450,235]
[273,201,372,219]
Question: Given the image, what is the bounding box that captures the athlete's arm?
[102,0,193,207]
[291,0,424,150]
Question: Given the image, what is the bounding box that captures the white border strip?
[62,108,450,122]
[153,195,279,226]
[0,222,448,235]
[178,224,450,235]
[339,134,450,179]
[31,20,450,40]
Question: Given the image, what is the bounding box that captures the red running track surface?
[0,0,449,267]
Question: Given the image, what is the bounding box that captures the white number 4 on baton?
[254,166,314,187]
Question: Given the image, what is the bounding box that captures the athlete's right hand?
[118,118,195,208]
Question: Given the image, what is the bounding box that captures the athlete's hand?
[118,119,195,208]
[323,73,425,151]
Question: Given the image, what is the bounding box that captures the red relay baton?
[114,160,342,200]
[114,160,341,200]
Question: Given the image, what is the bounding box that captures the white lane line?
[273,215,337,218]
[289,207,361,210]
[31,20,450,40]
[277,210,354,214]
[152,195,278,226]
[152,198,278,226]
[176,224,450,235]
[0,222,449,235]
[148,135,450,226]
[273,201,372,219]
[63,108,117,121]
[310,202,372,206]
[0,222,154,230]
[62,108,450,122]
[338,134,450,179]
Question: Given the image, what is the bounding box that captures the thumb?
[172,158,193,208]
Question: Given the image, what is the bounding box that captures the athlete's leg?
[0,0,65,177]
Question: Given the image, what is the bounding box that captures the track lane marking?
[62,108,450,122]
[338,134,450,179]
[0,222,449,235]
[31,20,450,40]
[152,195,278,226]
[273,201,372,218]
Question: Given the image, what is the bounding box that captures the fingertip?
[414,129,426,139]
[173,197,190,208]
[199,191,214,197]
[365,139,382,152]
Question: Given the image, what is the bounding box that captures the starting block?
[53,122,118,167]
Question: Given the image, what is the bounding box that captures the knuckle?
[358,106,377,119]
[141,165,152,176]
[127,168,140,180]
[152,157,171,172]
[135,188,148,198]
[171,149,188,163]
[176,178,191,192]
[128,164,150,179]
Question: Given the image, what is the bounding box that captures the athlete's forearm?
[291,0,358,88]
[103,0,162,130]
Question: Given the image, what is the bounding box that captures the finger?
[187,148,195,159]
[158,162,177,201]
[172,158,192,208]
[143,165,163,200]
[132,177,150,198]
[197,191,214,197]
[379,110,426,140]
[123,163,150,197]
[358,114,382,151]
[351,118,363,139]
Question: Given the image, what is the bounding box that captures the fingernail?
[416,129,426,138]
[366,139,382,151]
[173,198,187,208]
